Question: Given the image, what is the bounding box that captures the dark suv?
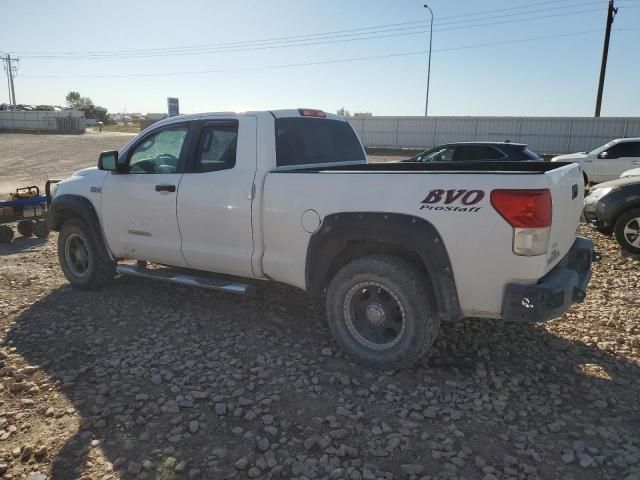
[403,142,543,163]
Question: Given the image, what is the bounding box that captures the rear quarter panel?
[262,168,578,318]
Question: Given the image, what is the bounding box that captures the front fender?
[49,194,113,261]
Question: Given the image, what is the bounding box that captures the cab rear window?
[275,118,365,167]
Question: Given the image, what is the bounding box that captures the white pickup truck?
[48,109,593,369]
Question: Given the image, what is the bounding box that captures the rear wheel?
[58,219,116,289]
[614,208,640,255]
[17,220,34,237]
[0,225,14,244]
[326,255,439,370]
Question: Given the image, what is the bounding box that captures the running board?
[116,264,254,295]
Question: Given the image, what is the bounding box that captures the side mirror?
[598,151,608,159]
[98,150,120,171]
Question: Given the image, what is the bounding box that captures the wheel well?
[305,212,463,321]
[324,240,430,291]
[612,205,640,231]
[50,207,79,231]
[583,171,589,186]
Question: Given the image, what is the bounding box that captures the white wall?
[347,116,640,154]
[0,110,86,133]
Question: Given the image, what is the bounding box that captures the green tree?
[336,107,351,117]
[65,91,94,110]
[65,91,81,108]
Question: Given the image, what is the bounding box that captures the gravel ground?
[1,133,640,480]
[0,133,134,194]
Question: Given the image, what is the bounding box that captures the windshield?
[589,141,615,155]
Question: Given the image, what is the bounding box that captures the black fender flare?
[305,212,462,321]
[49,194,113,261]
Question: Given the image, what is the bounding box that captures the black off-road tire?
[17,220,34,237]
[614,208,640,255]
[326,254,440,370]
[0,225,14,244]
[33,221,50,238]
[58,219,116,290]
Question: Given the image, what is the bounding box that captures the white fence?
[0,110,86,133]
[347,116,640,154]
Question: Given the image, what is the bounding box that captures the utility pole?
[595,0,617,117]
[1,53,19,109]
[423,4,434,117]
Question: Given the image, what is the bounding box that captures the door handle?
[632,161,640,165]
[155,184,176,192]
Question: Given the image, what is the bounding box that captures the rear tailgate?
[544,162,584,272]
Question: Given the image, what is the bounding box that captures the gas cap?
[301,209,321,233]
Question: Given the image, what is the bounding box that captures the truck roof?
[149,109,345,129]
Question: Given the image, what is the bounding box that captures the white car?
[47,108,592,369]
[620,167,640,178]
[551,137,640,184]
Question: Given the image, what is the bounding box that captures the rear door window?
[196,121,239,172]
[275,118,365,167]
[454,145,505,161]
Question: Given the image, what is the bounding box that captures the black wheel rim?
[343,282,406,351]
[623,217,640,248]
[64,233,90,277]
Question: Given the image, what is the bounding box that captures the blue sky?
[2,0,639,116]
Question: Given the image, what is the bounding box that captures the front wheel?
[58,219,116,289]
[614,208,640,255]
[325,255,439,370]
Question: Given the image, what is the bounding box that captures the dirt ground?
[1,133,640,480]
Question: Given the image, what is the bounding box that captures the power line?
[20,29,619,79]
[12,1,605,59]
[15,6,605,60]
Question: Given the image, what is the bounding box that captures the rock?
[28,473,47,480]
[577,452,594,468]
[329,428,348,440]
[127,461,142,475]
[189,420,199,433]
[257,436,270,452]
[214,403,227,416]
[561,452,575,464]
[401,464,424,475]
[321,347,333,356]
[235,456,249,470]
[248,466,261,478]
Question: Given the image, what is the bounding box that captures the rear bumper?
[502,237,593,322]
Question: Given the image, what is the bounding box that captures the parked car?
[402,142,543,163]
[47,108,592,369]
[552,138,640,184]
[620,167,640,178]
[583,176,640,253]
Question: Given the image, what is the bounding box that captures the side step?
[116,264,255,295]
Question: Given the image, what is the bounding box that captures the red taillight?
[490,189,552,228]
[298,108,326,118]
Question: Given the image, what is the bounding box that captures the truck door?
[177,116,257,277]
[101,122,194,266]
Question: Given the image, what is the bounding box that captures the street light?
[423,4,433,117]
